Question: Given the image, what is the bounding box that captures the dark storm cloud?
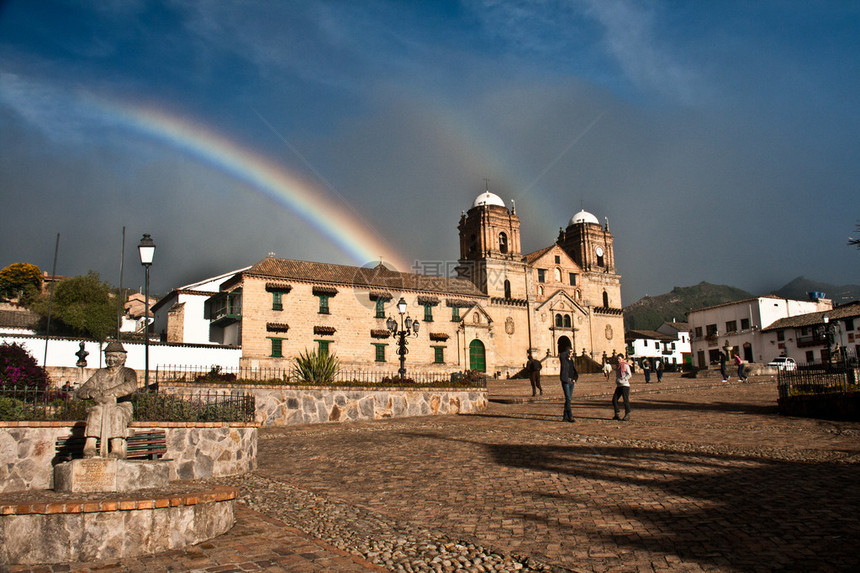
[1,1,859,303]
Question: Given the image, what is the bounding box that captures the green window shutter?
[424,304,433,322]
[374,343,386,362]
[451,307,460,321]
[269,337,283,358]
[433,346,445,364]
[272,291,283,310]
[375,299,385,318]
[318,295,330,314]
[317,340,330,356]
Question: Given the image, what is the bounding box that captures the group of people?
[527,350,632,422]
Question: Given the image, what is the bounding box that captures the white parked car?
[767,357,797,371]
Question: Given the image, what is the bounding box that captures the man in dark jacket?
[559,348,578,422]
[527,350,543,397]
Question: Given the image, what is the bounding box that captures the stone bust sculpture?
[75,341,138,458]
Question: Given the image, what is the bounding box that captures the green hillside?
[623,282,751,331]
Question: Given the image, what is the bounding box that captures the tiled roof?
[625,329,675,342]
[243,257,486,298]
[523,245,555,265]
[762,301,860,331]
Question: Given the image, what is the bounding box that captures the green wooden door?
[469,339,486,372]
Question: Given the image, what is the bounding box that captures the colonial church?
[153,188,625,376]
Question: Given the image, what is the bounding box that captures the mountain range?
[623,276,860,331]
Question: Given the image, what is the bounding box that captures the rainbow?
[92,97,410,271]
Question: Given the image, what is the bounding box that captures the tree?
[30,271,120,344]
[0,263,42,300]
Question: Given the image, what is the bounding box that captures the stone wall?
[248,385,486,426]
[0,422,257,494]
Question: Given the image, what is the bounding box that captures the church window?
[537,269,546,283]
[469,234,477,254]
[564,315,571,328]
[555,255,560,263]
[597,253,605,267]
[554,268,561,282]
[538,286,544,296]
[555,314,563,327]
[603,292,609,308]
[504,279,511,299]
[499,232,508,254]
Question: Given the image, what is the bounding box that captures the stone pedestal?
[54,459,169,493]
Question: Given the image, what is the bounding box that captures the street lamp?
[138,234,156,388]
[386,297,420,379]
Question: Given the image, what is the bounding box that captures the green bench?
[55,430,168,462]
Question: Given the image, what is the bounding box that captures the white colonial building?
[687,295,832,367]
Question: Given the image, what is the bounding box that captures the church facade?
[161,189,625,376]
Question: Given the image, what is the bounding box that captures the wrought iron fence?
[155,364,486,388]
[0,384,255,423]
[777,362,859,399]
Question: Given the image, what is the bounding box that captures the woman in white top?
[613,355,632,421]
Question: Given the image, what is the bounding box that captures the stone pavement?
[9,372,860,572]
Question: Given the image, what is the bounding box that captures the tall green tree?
[0,263,42,300]
[30,271,120,344]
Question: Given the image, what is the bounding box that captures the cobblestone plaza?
[10,373,860,572]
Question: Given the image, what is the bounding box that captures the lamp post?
[386,297,419,379]
[137,234,156,388]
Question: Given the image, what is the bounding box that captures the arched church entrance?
[557,336,572,356]
[469,339,486,372]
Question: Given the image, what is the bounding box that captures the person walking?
[642,357,652,384]
[655,359,664,383]
[559,348,578,422]
[526,351,543,397]
[613,355,632,421]
[720,351,729,382]
[734,353,747,382]
[602,360,612,380]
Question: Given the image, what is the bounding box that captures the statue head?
[103,341,127,368]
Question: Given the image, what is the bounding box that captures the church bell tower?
[457,187,524,298]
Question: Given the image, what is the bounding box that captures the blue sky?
[1,0,859,304]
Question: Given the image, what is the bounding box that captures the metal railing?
[0,384,255,423]
[155,365,486,388]
[777,362,859,399]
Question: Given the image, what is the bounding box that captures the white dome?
[472,191,506,208]
[569,209,600,226]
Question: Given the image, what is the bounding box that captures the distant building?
[761,301,860,365]
[656,320,692,366]
[687,295,832,367]
[151,268,251,345]
[625,329,675,367]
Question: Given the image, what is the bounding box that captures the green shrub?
[0,395,35,420]
[293,349,340,384]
